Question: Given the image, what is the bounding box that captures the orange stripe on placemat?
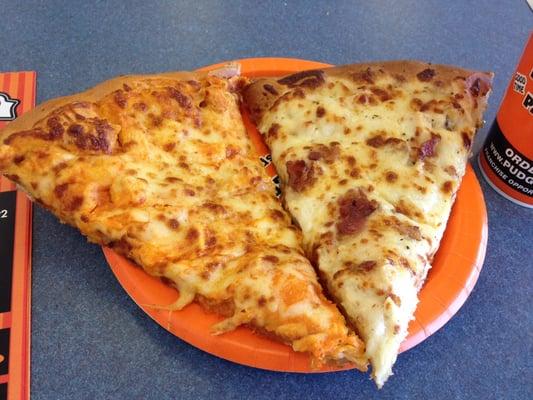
[7,192,30,400]
[0,375,8,384]
[17,74,25,116]
[0,313,11,329]
[22,72,36,117]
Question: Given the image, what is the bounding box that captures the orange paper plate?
[104,58,488,372]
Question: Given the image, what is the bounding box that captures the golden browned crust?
[0,71,207,139]
[243,60,493,126]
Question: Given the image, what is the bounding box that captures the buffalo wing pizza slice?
[0,70,366,369]
[243,61,492,386]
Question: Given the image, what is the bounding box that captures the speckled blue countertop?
[2,1,532,399]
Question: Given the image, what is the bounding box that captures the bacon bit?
[417,68,436,82]
[286,160,315,192]
[54,183,69,198]
[123,83,132,92]
[418,133,441,160]
[257,296,267,306]
[13,155,25,165]
[262,255,279,263]
[47,117,64,139]
[316,106,326,118]
[467,73,491,97]
[263,84,278,95]
[114,90,127,108]
[167,218,180,230]
[267,123,280,139]
[336,189,378,235]
[277,69,325,88]
[346,155,356,165]
[462,131,472,149]
[184,188,195,196]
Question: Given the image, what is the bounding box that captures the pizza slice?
[0,69,366,369]
[243,61,492,386]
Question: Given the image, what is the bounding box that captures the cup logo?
[0,92,20,121]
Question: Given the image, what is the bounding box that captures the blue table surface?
[2,1,532,399]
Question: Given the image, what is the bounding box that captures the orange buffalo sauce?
[479,32,533,208]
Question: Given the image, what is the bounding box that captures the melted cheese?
[0,73,366,369]
[246,63,491,386]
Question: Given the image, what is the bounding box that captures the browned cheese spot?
[225,145,239,159]
[371,87,392,102]
[65,196,83,212]
[133,102,147,112]
[263,84,278,95]
[385,171,398,182]
[167,218,180,230]
[277,69,325,89]
[163,142,176,152]
[441,180,454,194]
[316,106,326,118]
[186,227,199,241]
[262,255,279,263]
[114,90,127,108]
[417,68,436,82]
[366,133,403,148]
[54,183,69,198]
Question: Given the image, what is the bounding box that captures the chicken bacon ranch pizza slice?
[243,61,492,386]
[0,68,367,369]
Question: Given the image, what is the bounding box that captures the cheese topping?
[0,71,367,369]
[244,62,492,386]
